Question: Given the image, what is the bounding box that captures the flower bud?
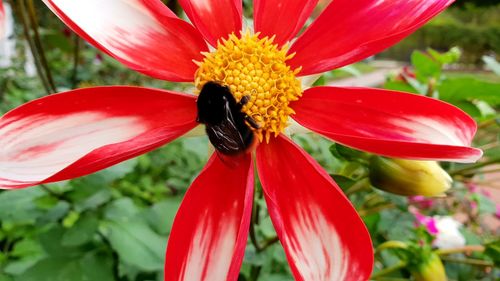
[412,252,447,281]
[369,157,452,196]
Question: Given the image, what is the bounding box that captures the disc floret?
[195,31,302,142]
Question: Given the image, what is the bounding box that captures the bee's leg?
[245,115,261,129]
[238,95,251,107]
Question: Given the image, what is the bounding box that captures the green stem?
[71,34,81,88]
[441,257,493,267]
[345,177,370,196]
[375,241,408,255]
[249,265,262,281]
[450,156,500,176]
[358,203,396,217]
[15,0,51,94]
[461,167,500,177]
[436,245,484,256]
[26,0,56,92]
[371,261,407,279]
[249,186,262,252]
[248,185,263,281]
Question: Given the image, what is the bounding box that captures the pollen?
[194,31,302,143]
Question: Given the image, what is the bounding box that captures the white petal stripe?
[287,203,351,281]
[0,112,146,186]
[180,208,238,281]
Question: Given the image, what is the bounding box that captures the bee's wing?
[205,100,246,155]
[206,122,243,153]
[223,100,245,145]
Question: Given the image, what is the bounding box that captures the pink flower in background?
[466,182,480,193]
[409,196,435,209]
[413,210,439,235]
[0,0,482,280]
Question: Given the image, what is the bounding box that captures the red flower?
[0,0,5,38]
[0,0,481,280]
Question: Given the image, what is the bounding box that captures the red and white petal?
[292,87,482,163]
[179,0,242,47]
[165,153,253,281]
[257,135,373,281]
[42,0,208,82]
[253,0,319,46]
[288,0,454,76]
[0,86,197,189]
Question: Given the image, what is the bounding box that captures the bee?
[196,81,260,156]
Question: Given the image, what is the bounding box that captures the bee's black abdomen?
[196,82,255,156]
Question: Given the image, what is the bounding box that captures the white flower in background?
[433,216,466,249]
[0,2,15,68]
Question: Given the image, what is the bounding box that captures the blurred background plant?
[0,0,498,280]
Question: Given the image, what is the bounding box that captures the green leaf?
[143,197,182,235]
[460,228,482,245]
[3,257,44,276]
[383,80,419,94]
[39,202,70,223]
[337,65,362,77]
[484,240,500,265]
[34,195,59,210]
[68,179,112,212]
[101,220,166,271]
[38,227,85,257]
[62,214,99,247]
[474,193,496,215]
[363,213,381,234]
[439,77,500,105]
[330,143,367,162]
[379,211,416,241]
[331,175,356,190]
[62,211,80,228]
[16,251,114,281]
[104,198,140,221]
[4,239,45,275]
[10,239,43,258]
[98,158,138,181]
[428,47,461,65]
[411,51,441,81]
[0,189,45,223]
[181,136,209,162]
[453,101,483,118]
[312,75,326,86]
[0,274,13,281]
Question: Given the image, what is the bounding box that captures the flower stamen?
[195,31,302,143]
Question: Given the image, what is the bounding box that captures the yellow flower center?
[194,32,302,143]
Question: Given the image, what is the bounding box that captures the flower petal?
[42,0,208,82]
[253,0,319,46]
[292,86,482,163]
[179,0,242,47]
[0,0,4,38]
[289,0,454,76]
[0,86,197,189]
[165,153,253,281]
[256,135,373,281]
